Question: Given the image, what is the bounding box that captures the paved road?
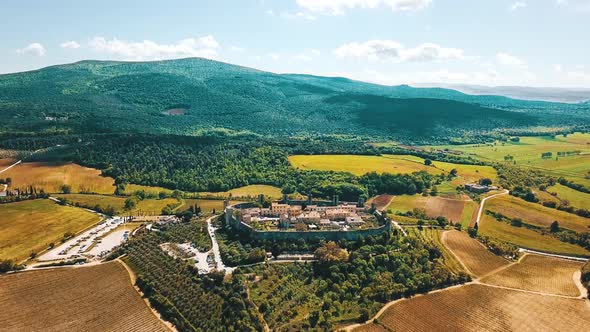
[206,216,234,274]
[474,190,509,226]
[0,160,21,174]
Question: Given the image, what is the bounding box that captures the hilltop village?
[237,201,374,231]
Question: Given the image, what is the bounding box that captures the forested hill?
[0,58,588,143]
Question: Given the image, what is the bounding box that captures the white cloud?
[16,43,46,56]
[266,9,317,20]
[334,40,465,62]
[496,52,527,67]
[295,0,432,15]
[509,1,527,11]
[554,64,563,72]
[60,41,81,49]
[88,35,220,60]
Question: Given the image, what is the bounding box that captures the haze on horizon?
[1,0,589,88]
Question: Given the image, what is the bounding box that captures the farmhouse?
[465,183,498,193]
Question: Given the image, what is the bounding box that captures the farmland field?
[0,161,115,194]
[481,254,583,296]
[289,154,497,184]
[354,284,590,332]
[478,214,590,256]
[407,228,465,275]
[367,194,394,211]
[442,230,509,277]
[177,199,244,213]
[546,183,590,210]
[55,194,181,215]
[387,195,474,224]
[0,199,100,262]
[197,184,283,199]
[429,133,590,187]
[0,261,168,332]
[485,195,590,233]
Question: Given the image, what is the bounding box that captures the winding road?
[474,189,509,226]
[206,215,234,274]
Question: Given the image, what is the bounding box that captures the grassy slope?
[430,133,590,186]
[0,199,100,261]
[478,214,590,256]
[289,154,497,185]
[55,194,180,215]
[486,195,590,233]
[546,183,590,210]
[197,184,283,199]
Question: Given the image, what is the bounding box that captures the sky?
[1,0,590,87]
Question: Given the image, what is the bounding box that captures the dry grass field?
[481,254,583,296]
[478,214,590,256]
[0,261,168,332]
[0,199,100,262]
[354,284,590,332]
[0,161,115,194]
[486,195,590,233]
[387,195,475,224]
[442,230,510,277]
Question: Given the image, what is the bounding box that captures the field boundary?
[117,259,178,332]
[0,159,21,174]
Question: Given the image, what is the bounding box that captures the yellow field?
[546,183,590,210]
[0,261,168,332]
[442,230,509,277]
[56,194,180,215]
[429,133,590,187]
[355,284,590,332]
[387,195,475,224]
[178,199,245,213]
[486,195,590,233]
[289,154,497,188]
[481,254,583,297]
[0,199,100,262]
[478,214,590,256]
[123,184,175,196]
[0,161,115,194]
[198,184,283,199]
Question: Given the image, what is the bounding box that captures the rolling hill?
[0,58,588,143]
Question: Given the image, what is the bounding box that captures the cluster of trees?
[215,229,267,266]
[557,177,590,194]
[124,225,265,332]
[240,231,469,330]
[0,186,49,204]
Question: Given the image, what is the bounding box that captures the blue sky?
[1,0,589,87]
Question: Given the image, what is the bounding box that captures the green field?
[546,184,590,210]
[177,199,244,214]
[55,194,181,215]
[486,195,590,233]
[197,184,283,199]
[429,133,590,187]
[407,228,465,275]
[479,214,590,257]
[289,154,497,185]
[0,199,100,262]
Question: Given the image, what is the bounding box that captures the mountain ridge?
[0,57,588,144]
